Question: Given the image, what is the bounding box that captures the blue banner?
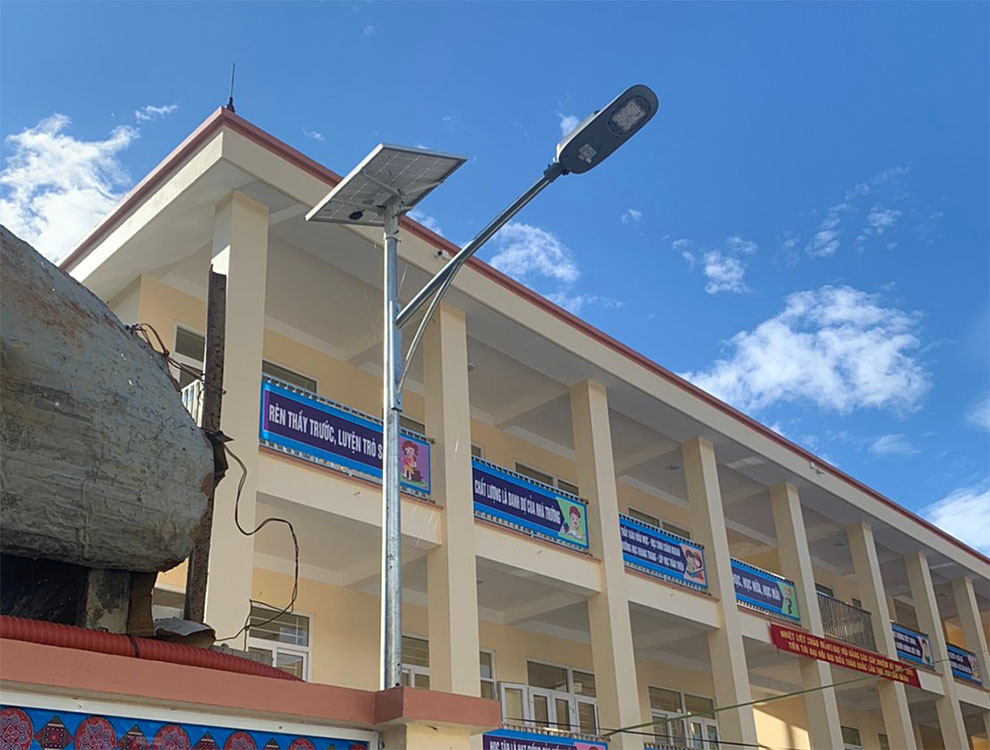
[947,643,982,684]
[731,559,800,621]
[259,379,430,495]
[891,623,934,668]
[483,729,605,750]
[472,459,589,550]
[619,515,707,591]
[0,705,368,750]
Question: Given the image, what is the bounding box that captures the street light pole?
[305,85,658,692]
[381,199,403,689]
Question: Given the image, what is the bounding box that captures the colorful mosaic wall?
[0,706,368,750]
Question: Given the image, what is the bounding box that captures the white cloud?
[701,251,748,294]
[0,113,139,262]
[558,113,580,138]
[675,235,757,294]
[621,208,643,225]
[681,285,930,414]
[856,206,902,248]
[805,202,851,257]
[923,482,990,555]
[408,209,443,236]
[547,291,623,315]
[303,129,325,142]
[362,25,375,37]
[134,103,177,122]
[965,393,990,431]
[868,433,919,458]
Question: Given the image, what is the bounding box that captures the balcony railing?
[891,621,934,668]
[181,379,203,426]
[818,592,876,651]
[486,724,606,749]
[472,458,590,552]
[947,642,982,685]
[730,559,800,622]
[619,514,708,592]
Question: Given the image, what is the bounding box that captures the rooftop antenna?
[226,63,236,113]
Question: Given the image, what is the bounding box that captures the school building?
[50,107,990,750]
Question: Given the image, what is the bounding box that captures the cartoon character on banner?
[779,582,798,618]
[682,545,706,584]
[559,502,585,543]
[400,440,425,487]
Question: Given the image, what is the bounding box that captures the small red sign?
[769,623,920,688]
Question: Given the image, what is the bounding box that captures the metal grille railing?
[817,592,876,651]
[181,379,203,426]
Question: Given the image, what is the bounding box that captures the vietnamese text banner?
[619,515,707,590]
[770,623,920,688]
[472,459,589,550]
[891,623,934,668]
[259,379,430,495]
[731,559,800,621]
[483,729,606,750]
[947,644,982,684]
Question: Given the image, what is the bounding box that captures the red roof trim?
[62,109,989,566]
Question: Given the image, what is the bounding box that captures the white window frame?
[498,660,598,736]
[627,507,692,540]
[172,324,206,386]
[514,461,580,498]
[246,604,312,682]
[648,686,719,750]
[261,357,319,393]
[471,443,485,459]
[480,648,497,699]
[840,725,863,750]
[400,633,431,689]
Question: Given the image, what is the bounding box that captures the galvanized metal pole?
[380,202,403,689]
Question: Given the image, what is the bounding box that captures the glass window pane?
[649,687,682,712]
[527,661,568,691]
[816,583,835,598]
[249,606,309,646]
[878,734,890,750]
[662,521,691,540]
[247,646,273,666]
[841,726,861,746]
[557,479,580,497]
[414,672,430,689]
[516,463,554,487]
[533,695,549,728]
[400,415,426,434]
[151,588,185,621]
[262,360,317,393]
[479,651,493,679]
[554,699,571,732]
[480,681,496,700]
[503,688,525,722]
[275,651,305,678]
[577,701,597,735]
[175,328,205,361]
[689,721,704,749]
[177,366,202,389]
[628,508,660,528]
[402,635,430,668]
[400,670,410,687]
[471,444,484,458]
[572,670,596,697]
[684,694,714,717]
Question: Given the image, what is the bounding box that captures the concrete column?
[681,437,759,747]
[951,576,990,691]
[769,483,844,749]
[846,522,916,750]
[904,552,968,750]
[570,380,643,750]
[424,304,481,696]
[204,191,268,641]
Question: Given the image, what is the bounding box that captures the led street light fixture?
[555,84,658,175]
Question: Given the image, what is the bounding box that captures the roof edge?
[60,107,990,568]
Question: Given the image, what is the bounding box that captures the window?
[400,415,426,435]
[247,605,310,680]
[815,583,835,598]
[480,650,496,699]
[471,444,484,459]
[648,687,719,749]
[515,462,580,497]
[400,635,430,688]
[627,509,691,539]
[501,663,598,736]
[262,360,317,393]
[173,327,205,389]
[878,734,890,750]
[527,661,569,691]
[662,521,691,540]
[840,726,862,750]
[151,588,185,621]
[851,597,863,609]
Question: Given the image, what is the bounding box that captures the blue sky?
[2,2,987,552]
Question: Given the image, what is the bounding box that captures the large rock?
[1,226,212,571]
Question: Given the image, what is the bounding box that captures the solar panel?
[306,143,467,226]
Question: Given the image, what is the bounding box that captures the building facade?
[61,108,989,750]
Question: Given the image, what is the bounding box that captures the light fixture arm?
[395,162,565,392]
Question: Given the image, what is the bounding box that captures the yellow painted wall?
[754,698,810,750]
